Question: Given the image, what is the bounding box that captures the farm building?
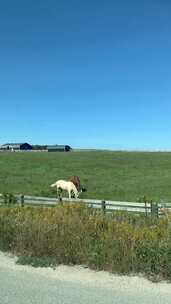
[0,143,32,151]
[47,145,72,152]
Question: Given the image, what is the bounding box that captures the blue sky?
[0,0,171,150]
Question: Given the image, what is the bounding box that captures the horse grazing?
[69,175,87,193]
[50,180,79,199]
[69,176,81,192]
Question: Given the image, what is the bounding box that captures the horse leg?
[57,187,62,202]
[68,190,71,199]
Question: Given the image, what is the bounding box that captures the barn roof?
[47,145,72,150]
[2,143,26,146]
[1,143,32,148]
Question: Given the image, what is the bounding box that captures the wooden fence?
[1,193,171,218]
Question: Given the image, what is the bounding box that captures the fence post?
[144,197,148,217]
[58,197,63,204]
[57,189,63,204]
[20,194,24,207]
[3,193,8,205]
[101,200,106,214]
[150,201,158,219]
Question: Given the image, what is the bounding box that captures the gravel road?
[0,252,171,304]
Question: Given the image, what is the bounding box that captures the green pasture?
[0,151,171,202]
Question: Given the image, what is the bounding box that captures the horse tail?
[50,183,57,187]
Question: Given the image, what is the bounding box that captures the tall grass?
[0,203,171,281]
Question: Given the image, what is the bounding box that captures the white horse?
[50,180,79,199]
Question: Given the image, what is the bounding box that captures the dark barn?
[0,143,32,151]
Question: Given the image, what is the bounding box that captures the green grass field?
[0,151,171,202]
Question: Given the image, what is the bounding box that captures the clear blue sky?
[1,0,171,150]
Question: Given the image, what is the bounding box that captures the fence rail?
[1,193,171,217]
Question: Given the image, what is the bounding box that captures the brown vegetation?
[0,204,171,281]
